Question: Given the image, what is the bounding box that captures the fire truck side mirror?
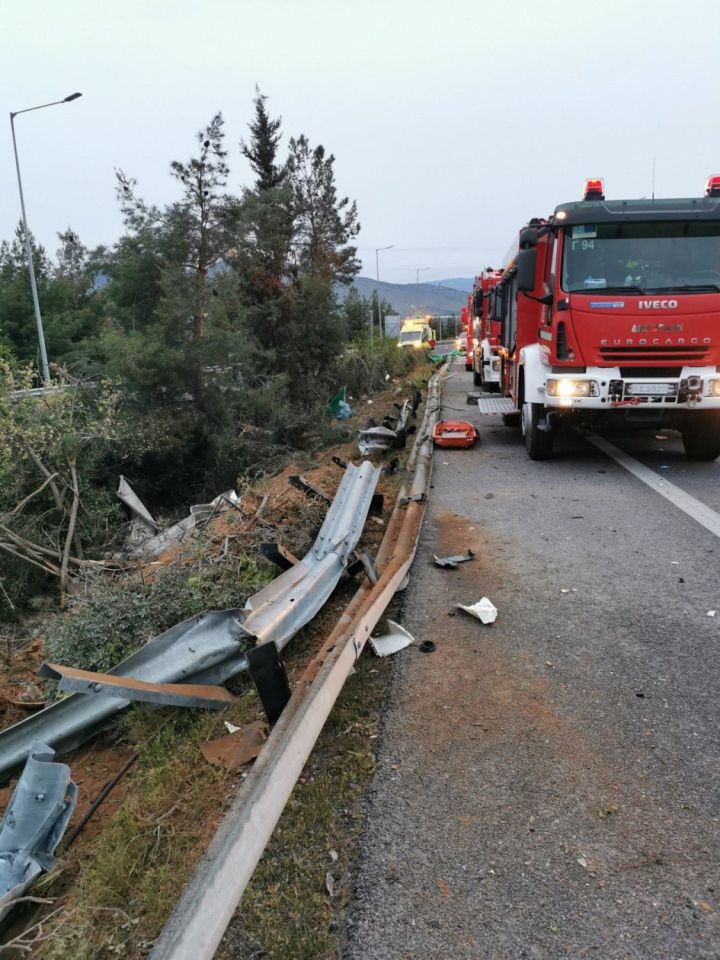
[519,227,539,249]
[517,248,537,291]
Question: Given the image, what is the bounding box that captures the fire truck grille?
[599,345,709,363]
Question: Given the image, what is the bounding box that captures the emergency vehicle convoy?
[470,268,504,388]
[482,177,720,461]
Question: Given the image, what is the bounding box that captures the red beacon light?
[705,175,720,197]
[583,178,605,201]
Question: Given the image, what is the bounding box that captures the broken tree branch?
[60,460,80,610]
[0,472,59,525]
[24,444,65,513]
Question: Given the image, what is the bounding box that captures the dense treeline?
[0,91,405,613]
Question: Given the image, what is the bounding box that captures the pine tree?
[241,87,286,191]
[286,135,360,285]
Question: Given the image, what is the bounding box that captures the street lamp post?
[373,244,393,350]
[10,92,82,384]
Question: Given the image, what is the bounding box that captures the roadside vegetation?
[0,86,432,959]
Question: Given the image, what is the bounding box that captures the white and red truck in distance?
[471,268,504,389]
[489,176,720,461]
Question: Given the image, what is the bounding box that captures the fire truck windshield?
[562,221,720,293]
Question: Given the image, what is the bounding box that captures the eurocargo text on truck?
[479,177,720,461]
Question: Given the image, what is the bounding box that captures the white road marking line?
[583,430,720,540]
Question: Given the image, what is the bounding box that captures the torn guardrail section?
[0,610,248,782]
[0,741,77,922]
[0,462,380,779]
[240,460,381,651]
[117,477,240,557]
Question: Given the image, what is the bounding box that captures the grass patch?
[39,688,266,959]
[218,648,392,960]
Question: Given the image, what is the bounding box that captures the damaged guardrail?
[149,370,442,960]
[0,462,380,781]
[0,741,77,922]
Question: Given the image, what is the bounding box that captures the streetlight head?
[64,92,82,102]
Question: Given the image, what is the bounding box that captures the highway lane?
[344,360,720,960]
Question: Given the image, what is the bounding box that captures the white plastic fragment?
[456,598,498,625]
[369,619,416,657]
[224,722,242,734]
[708,610,716,618]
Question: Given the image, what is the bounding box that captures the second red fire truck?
[482,177,720,461]
[470,268,504,389]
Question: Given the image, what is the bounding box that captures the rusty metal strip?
[38,663,235,710]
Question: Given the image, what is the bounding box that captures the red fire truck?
[470,269,504,388]
[484,177,720,460]
[461,303,473,370]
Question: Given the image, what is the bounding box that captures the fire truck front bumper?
[543,366,720,410]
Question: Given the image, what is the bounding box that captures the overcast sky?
[2,0,719,285]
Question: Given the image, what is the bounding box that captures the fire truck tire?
[465,361,472,372]
[473,365,483,387]
[681,411,720,461]
[522,403,554,460]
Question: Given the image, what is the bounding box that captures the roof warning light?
[583,178,605,201]
[705,175,720,197]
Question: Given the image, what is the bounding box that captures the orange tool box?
[432,419,478,448]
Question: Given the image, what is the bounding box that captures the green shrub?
[45,547,272,673]
[334,334,429,398]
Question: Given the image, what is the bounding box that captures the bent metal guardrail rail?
[149,368,442,960]
[0,462,381,782]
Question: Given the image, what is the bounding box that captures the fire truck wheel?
[522,403,554,460]
[473,366,483,387]
[681,411,720,461]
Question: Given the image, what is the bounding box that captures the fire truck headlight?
[710,379,720,397]
[546,378,598,398]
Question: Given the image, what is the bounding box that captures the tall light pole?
[10,92,82,383]
[374,244,393,348]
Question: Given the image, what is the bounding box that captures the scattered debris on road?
[433,549,475,569]
[418,640,436,653]
[369,620,415,657]
[0,741,77,922]
[456,598,498,625]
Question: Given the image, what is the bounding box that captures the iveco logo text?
[638,299,678,309]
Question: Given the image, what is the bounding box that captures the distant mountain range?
[337,276,469,316]
[430,277,474,294]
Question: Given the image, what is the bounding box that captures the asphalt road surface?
[344,360,720,960]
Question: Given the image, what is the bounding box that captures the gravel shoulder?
[344,363,720,960]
